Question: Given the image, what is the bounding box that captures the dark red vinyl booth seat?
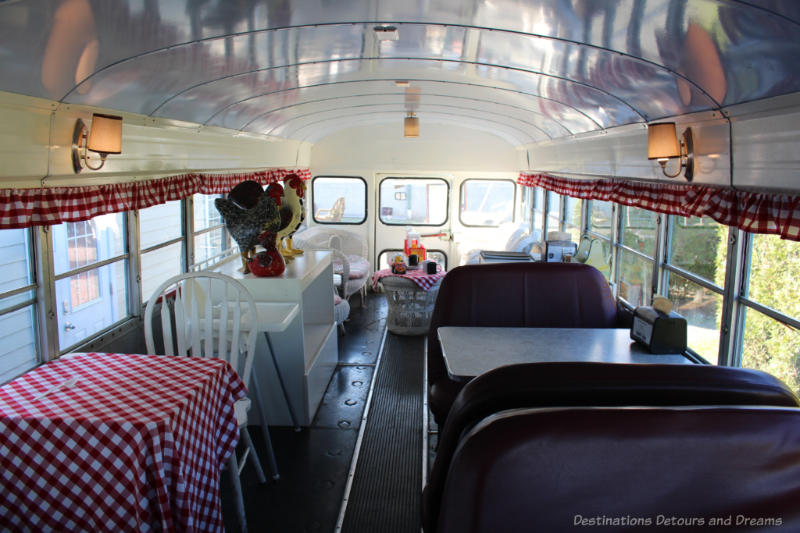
[422,362,800,533]
[427,262,625,426]
[436,405,800,533]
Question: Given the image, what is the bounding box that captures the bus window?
[193,193,231,268]
[379,178,448,226]
[741,234,800,393]
[140,200,184,303]
[617,206,657,307]
[0,228,37,383]
[313,176,367,224]
[52,213,128,352]
[459,179,515,227]
[545,191,561,235]
[532,188,544,235]
[564,196,583,243]
[665,216,727,362]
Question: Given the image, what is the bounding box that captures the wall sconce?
[404,112,419,137]
[72,113,123,173]
[647,122,694,181]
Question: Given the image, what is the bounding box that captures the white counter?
[215,251,338,426]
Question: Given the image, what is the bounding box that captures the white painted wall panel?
[525,112,731,188]
[0,92,311,189]
[727,93,800,192]
[310,123,519,174]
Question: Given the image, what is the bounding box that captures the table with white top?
[437,327,692,380]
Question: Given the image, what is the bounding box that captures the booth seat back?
[422,362,800,533]
[437,405,800,533]
[427,262,621,424]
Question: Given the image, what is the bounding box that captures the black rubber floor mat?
[341,333,425,533]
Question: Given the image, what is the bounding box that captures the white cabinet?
[215,251,338,427]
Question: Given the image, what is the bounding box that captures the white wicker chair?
[293,226,370,305]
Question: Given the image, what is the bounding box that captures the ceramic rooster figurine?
[269,174,306,259]
[215,181,283,273]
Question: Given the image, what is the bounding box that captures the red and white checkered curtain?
[518,172,800,242]
[0,168,311,229]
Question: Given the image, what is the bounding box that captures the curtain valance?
[0,168,310,229]
[518,172,800,242]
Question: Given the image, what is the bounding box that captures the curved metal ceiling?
[1,0,799,145]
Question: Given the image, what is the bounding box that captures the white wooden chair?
[144,271,279,532]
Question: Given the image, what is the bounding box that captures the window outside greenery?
[622,206,657,256]
[741,234,800,393]
[564,197,582,243]
[619,249,652,307]
[665,216,727,361]
[589,200,613,240]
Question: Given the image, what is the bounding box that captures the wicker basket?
[380,275,441,335]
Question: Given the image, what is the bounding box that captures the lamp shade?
[404,115,419,137]
[647,122,680,159]
[87,113,122,154]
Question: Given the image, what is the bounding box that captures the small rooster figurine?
[269,173,306,259]
[215,181,283,273]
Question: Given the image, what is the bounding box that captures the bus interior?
[1,1,800,531]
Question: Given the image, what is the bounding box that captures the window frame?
[378,176,450,227]
[458,178,517,228]
[312,175,368,225]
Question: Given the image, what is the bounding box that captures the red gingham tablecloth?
[372,266,446,291]
[0,353,246,532]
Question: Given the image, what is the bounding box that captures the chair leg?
[227,453,249,533]
[264,332,301,432]
[249,366,281,480]
[240,427,266,484]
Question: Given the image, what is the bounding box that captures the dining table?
[437,326,692,380]
[0,352,246,532]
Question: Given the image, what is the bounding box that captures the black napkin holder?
[630,306,687,354]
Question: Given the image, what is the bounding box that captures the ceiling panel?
[0,0,798,145]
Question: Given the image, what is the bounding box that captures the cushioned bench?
[422,361,800,533]
[427,262,628,425]
[436,405,800,533]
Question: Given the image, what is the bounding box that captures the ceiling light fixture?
[374,25,398,41]
[647,122,694,181]
[72,113,123,173]
[404,112,419,138]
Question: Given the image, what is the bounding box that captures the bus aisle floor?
[221,292,396,532]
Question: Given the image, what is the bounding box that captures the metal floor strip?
[339,333,425,533]
[334,324,389,532]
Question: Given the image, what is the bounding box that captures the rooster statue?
[215,180,283,273]
[268,173,306,259]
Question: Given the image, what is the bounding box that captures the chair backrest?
[436,405,800,533]
[427,262,620,389]
[422,361,800,532]
[144,271,259,385]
